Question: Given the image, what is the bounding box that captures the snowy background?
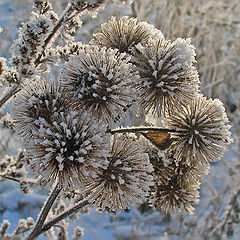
[0,0,240,239]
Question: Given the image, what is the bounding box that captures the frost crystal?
[83,134,154,215]
[11,79,68,141]
[131,37,200,116]
[91,16,164,53]
[60,45,138,125]
[23,110,110,190]
[163,95,233,165]
[150,163,200,215]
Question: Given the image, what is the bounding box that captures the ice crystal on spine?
[83,134,154,215]
[150,163,200,215]
[71,0,106,12]
[11,12,54,77]
[163,96,232,166]
[0,57,7,86]
[0,57,6,76]
[131,37,200,116]
[91,16,164,53]
[25,111,110,190]
[11,79,67,141]
[60,45,138,125]
[164,150,209,185]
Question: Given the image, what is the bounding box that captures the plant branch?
[25,182,62,240]
[39,200,89,236]
[0,174,21,183]
[34,3,75,66]
[0,173,37,185]
[109,126,183,134]
[0,84,20,109]
[0,1,107,109]
[34,1,99,66]
[0,4,76,110]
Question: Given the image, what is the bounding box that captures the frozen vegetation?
[0,0,239,239]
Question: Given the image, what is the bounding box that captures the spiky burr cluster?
[25,110,110,190]
[163,96,232,166]
[131,37,200,116]
[91,16,164,53]
[140,136,212,214]
[151,167,200,214]
[83,135,154,215]
[60,45,138,125]
[11,15,232,217]
[11,79,67,141]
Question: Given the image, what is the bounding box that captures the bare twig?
[25,182,62,240]
[0,174,21,183]
[0,84,20,109]
[109,126,183,134]
[34,3,75,66]
[0,174,37,185]
[209,187,240,237]
[39,200,89,236]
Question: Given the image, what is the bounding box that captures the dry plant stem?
[0,4,76,110]
[0,173,37,184]
[34,3,75,66]
[26,182,62,240]
[0,174,21,183]
[210,187,240,236]
[0,84,20,109]
[39,200,89,236]
[110,127,183,134]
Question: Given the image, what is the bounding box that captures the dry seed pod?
[25,110,110,191]
[83,134,154,215]
[60,45,138,125]
[91,16,164,53]
[163,95,232,165]
[132,37,200,116]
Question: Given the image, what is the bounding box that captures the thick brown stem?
[34,4,74,66]
[0,84,20,109]
[38,200,89,236]
[25,182,62,240]
[110,126,183,134]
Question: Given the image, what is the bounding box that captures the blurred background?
[0,0,239,239]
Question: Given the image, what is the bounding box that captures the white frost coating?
[163,96,232,165]
[10,12,54,78]
[22,109,111,191]
[60,45,138,126]
[91,16,164,56]
[174,38,197,66]
[213,98,229,121]
[132,36,200,116]
[83,135,154,215]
